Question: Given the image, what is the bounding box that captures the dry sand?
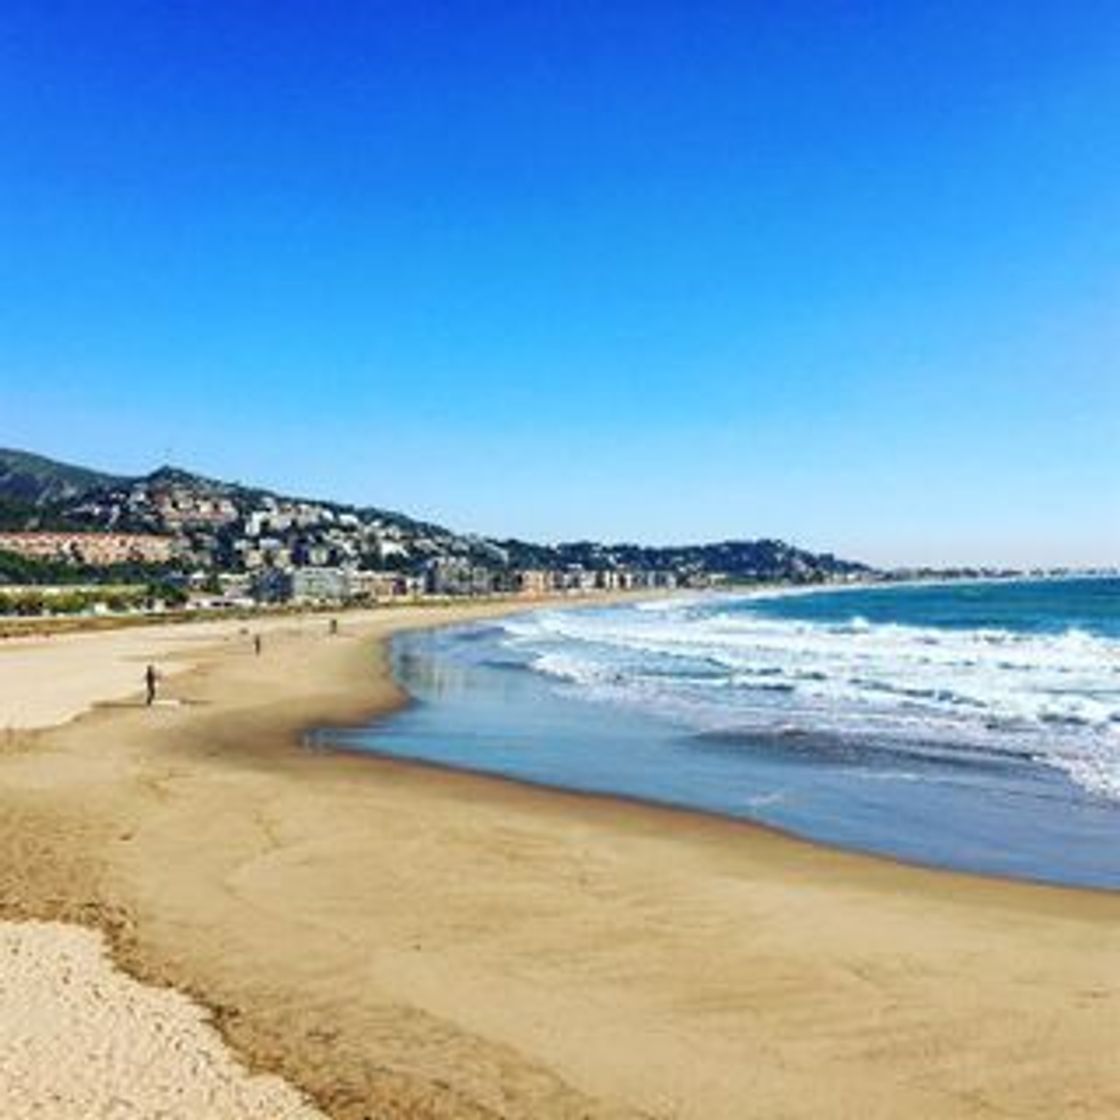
[1,920,325,1119]
[0,611,365,1120]
[0,611,365,730]
[1,602,1118,1119]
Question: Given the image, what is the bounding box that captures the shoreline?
[318,612,1108,897]
[322,737,1120,900]
[2,599,1118,1118]
[340,601,1119,895]
[321,610,1119,904]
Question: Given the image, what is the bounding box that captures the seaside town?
[0,449,873,616]
[2,449,1103,620]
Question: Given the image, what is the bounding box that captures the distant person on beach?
[254,634,262,655]
[329,618,338,636]
[144,664,158,706]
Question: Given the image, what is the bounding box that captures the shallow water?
[323,577,1120,889]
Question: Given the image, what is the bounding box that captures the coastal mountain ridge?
[0,447,127,505]
[0,448,444,536]
[0,446,871,584]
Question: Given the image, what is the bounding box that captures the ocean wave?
[501,596,1120,803]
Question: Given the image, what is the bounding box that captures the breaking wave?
[497,588,1120,803]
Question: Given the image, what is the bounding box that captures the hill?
[0,447,871,585]
[0,448,126,506]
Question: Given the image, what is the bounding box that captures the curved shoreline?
[2,600,1119,1119]
[323,736,1120,900]
[334,604,1120,895]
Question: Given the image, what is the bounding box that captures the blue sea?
[322,577,1120,889]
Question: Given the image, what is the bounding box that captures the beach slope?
[1,605,1117,1119]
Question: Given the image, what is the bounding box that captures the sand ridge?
[0,920,326,1119]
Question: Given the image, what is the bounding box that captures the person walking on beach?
[329,618,338,636]
[253,634,262,655]
[144,664,158,706]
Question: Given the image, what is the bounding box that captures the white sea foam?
[501,600,1120,802]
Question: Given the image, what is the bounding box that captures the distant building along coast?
[0,448,874,617]
[0,531,174,566]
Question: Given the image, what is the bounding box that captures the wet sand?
[1,603,1118,1118]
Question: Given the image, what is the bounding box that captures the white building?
[290,567,350,603]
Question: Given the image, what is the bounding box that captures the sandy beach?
[1,602,1118,1119]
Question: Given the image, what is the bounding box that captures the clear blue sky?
[3,3,1117,567]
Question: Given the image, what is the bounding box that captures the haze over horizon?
[3,4,1118,569]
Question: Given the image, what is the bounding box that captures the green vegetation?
[0,580,186,617]
[0,497,89,532]
[0,447,123,505]
[0,549,183,588]
[0,585,137,616]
